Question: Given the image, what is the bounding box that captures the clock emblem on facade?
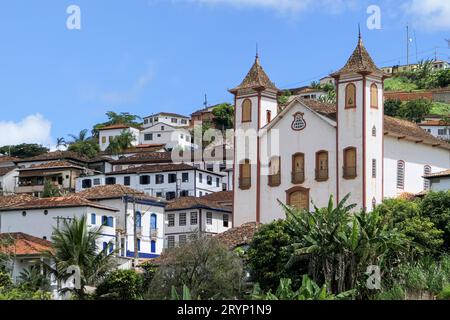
[292,112,306,131]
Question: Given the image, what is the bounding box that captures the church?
[230,33,450,226]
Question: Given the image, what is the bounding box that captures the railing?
[315,169,329,181]
[239,177,251,190]
[150,229,158,239]
[343,166,357,179]
[291,171,305,184]
[268,174,281,187]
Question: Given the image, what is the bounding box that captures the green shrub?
[0,272,12,289]
[96,269,142,300]
[375,284,405,300]
[420,191,450,251]
[437,285,450,300]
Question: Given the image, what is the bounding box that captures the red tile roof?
[21,160,87,171]
[14,151,91,164]
[424,169,450,179]
[107,163,196,175]
[77,185,163,202]
[214,222,261,249]
[0,195,118,212]
[98,124,135,131]
[0,166,16,177]
[418,120,450,127]
[0,194,35,208]
[111,152,173,165]
[230,56,279,94]
[166,196,232,212]
[0,156,19,163]
[200,191,233,207]
[0,232,53,256]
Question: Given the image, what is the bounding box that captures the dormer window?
[345,83,356,109]
[242,99,252,123]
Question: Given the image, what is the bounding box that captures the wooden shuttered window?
[242,99,252,122]
[345,83,356,109]
[370,83,378,109]
[343,147,357,179]
[239,159,251,190]
[286,187,310,211]
[292,153,305,184]
[315,151,329,181]
[268,156,281,187]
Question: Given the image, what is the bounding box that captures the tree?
[212,103,234,131]
[47,216,115,300]
[18,267,51,292]
[374,198,444,257]
[435,69,450,88]
[278,90,292,105]
[281,194,408,296]
[67,139,100,158]
[0,144,49,159]
[68,129,89,143]
[247,220,305,292]
[56,138,67,151]
[384,99,402,117]
[148,236,244,300]
[41,179,61,198]
[92,112,141,137]
[397,99,432,123]
[105,130,136,155]
[96,269,142,300]
[420,191,450,251]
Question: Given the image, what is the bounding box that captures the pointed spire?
[331,28,382,77]
[229,49,279,94]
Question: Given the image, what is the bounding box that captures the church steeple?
[331,30,383,77]
[229,53,279,95]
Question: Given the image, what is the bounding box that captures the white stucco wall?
[430,176,450,192]
[99,127,140,152]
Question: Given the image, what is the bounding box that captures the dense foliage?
[96,269,142,300]
[0,143,49,158]
[420,191,450,251]
[212,103,234,131]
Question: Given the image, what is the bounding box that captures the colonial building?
[98,124,141,152]
[423,169,450,192]
[231,33,450,226]
[142,112,190,128]
[418,118,450,141]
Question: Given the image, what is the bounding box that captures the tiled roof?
[0,195,118,212]
[214,222,261,249]
[101,144,166,155]
[145,112,189,119]
[230,56,279,94]
[0,194,35,208]
[77,185,163,201]
[111,152,173,165]
[0,233,53,256]
[98,124,138,131]
[200,191,233,206]
[14,151,91,164]
[107,163,195,175]
[418,120,450,127]
[0,156,19,163]
[331,34,384,77]
[165,196,232,212]
[0,166,16,177]
[424,169,450,179]
[20,160,87,171]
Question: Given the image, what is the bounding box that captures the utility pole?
[133,197,138,268]
[203,94,208,109]
[406,24,410,66]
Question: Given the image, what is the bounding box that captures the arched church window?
[239,159,251,190]
[397,160,405,189]
[371,83,378,109]
[345,83,356,109]
[242,99,252,122]
[424,165,431,191]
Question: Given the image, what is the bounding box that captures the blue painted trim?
[125,251,160,259]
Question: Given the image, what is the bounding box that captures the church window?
[343,147,357,179]
[345,83,356,109]
[292,153,305,184]
[242,99,252,122]
[286,187,309,211]
[424,165,431,191]
[397,160,405,189]
[315,151,329,181]
[266,110,272,124]
[370,83,378,109]
[239,159,251,190]
[268,156,281,187]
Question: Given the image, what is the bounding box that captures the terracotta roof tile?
[0,195,118,212]
[0,156,19,163]
[230,56,279,94]
[0,166,16,177]
[418,120,450,127]
[108,163,195,175]
[77,185,163,202]
[424,169,450,178]
[214,222,261,249]
[14,151,91,164]
[0,232,53,256]
[331,35,384,76]
[145,112,189,119]
[22,160,86,170]
[200,191,233,207]
[98,124,138,131]
[111,152,173,165]
[166,196,231,212]
[0,194,35,208]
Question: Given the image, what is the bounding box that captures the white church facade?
[231,34,450,226]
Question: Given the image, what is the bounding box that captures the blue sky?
[0,0,449,148]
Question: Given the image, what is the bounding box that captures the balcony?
[291,171,305,184]
[150,229,158,240]
[343,166,357,179]
[239,177,251,190]
[268,174,281,187]
[315,169,329,182]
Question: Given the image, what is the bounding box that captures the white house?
[75,163,224,200]
[77,185,166,259]
[0,195,118,253]
[424,169,450,192]
[230,33,450,226]
[0,167,17,195]
[418,119,450,141]
[142,112,190,128]
[98,124,141,152]
[164,192,232,248]
[139,122,192,151]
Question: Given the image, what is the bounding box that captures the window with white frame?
[190,212,198,225]
[168,214,175,227]
[167,236,175,249]
[223,214,229,228]
[206,212,212,225]
[179,213,186,226]
[179,234,187,246]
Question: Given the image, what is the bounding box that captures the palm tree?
[68,129,89,144]
[47,216,115,300]
[56,137,67,150]
[105,130,136,155]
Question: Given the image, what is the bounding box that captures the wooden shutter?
[290,190,309,210]
[241,160,251,178]
[293,154,304,173]
[345,148,356,168]
[345,83,356,108]
[242,99,252,122]
[270,157,280,175]
[318,152,328,170]
[371,83,378,108]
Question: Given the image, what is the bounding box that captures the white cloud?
[178,0,356,14]
[0,114,52,147]
[405,0,450,31]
